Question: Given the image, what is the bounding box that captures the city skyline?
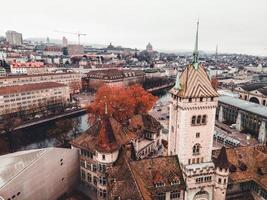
[1,0,267,56]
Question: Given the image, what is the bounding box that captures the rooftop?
[70,114,161,153]
[0,82,67,95]
[11,61,44,68]
[213,145,267,188]
[219,95,267,119]
[170,64,218,98]
[108,147,186,200]
[86,69,144,80]
[130,155,186,198]
[0,72,79,80]
[240,82,267,92]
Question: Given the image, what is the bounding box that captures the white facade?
[0,73,81,93]
[0,83,70,115]
[168,94,219,200]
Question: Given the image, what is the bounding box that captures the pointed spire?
[192,20,200,69]
[174,69,181,90]
[105,102,108,115]
[215,146,230,169]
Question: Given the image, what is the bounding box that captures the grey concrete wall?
[0,148,79,200]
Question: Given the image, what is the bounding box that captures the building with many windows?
[10,61,46,75]
[234,82,267,106]
[167,22,267,200]
[69,112,184,200]
[0,82,70,116]
[0,72,81,93]
[5,30,23,46]
[82,69,145,91]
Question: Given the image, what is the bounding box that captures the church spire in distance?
[192,20,200,69]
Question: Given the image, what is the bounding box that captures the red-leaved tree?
[88,84,157,123]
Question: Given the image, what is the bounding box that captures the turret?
[213,146,230,200]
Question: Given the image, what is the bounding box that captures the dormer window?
[155,182,165,188]
[171,179,180,185]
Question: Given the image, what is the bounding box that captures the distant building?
[0,67,6,76]
[146,42,153,52]
[217,95,267,144]
[62,36,68,47]
[0,82,70,116]
[0,72,81,93]
[0,148,79,200]
[10,61,46,75]
[5,30,23,46]
[67,44,84,56]
[82,69,145,90]
[43,46,63,57]
[234,82,267,105]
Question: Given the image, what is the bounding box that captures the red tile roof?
[0,82,67,95]
[95,116,120,153]
[213,145,267,188]
[11,62,44,68]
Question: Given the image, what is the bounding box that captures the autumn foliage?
[88,84,157,122]
[211,77,219,91]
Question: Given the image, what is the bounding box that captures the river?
[0,90,170,154]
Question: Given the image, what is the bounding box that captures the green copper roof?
[192,21,200,69]
[174,71,181,90]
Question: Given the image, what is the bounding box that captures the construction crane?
[54,30,87,45]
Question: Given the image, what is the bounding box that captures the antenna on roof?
[192,20,200,69]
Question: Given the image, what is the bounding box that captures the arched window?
[197,115,201,124]
[193,143,201,155]
[263,100,266,106]
[202,115,207,124]
[191,116,196,125]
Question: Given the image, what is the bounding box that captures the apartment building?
[0,82,70,115]
[10,61,46,75]
[0,72,82,93]
[5,30,23,46]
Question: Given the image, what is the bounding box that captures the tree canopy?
[88,84,157,123]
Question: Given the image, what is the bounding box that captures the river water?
[0,90,169,154]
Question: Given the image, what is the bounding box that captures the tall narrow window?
[191,116,196,125]
[202,115,207,124]
[197,115,201,124]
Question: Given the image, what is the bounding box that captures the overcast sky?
[1,0,267,56]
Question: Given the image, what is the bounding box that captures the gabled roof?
[170,64,218,98]
[240,82,267,92]
[107,147,144,200]
[129,156,186,198]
